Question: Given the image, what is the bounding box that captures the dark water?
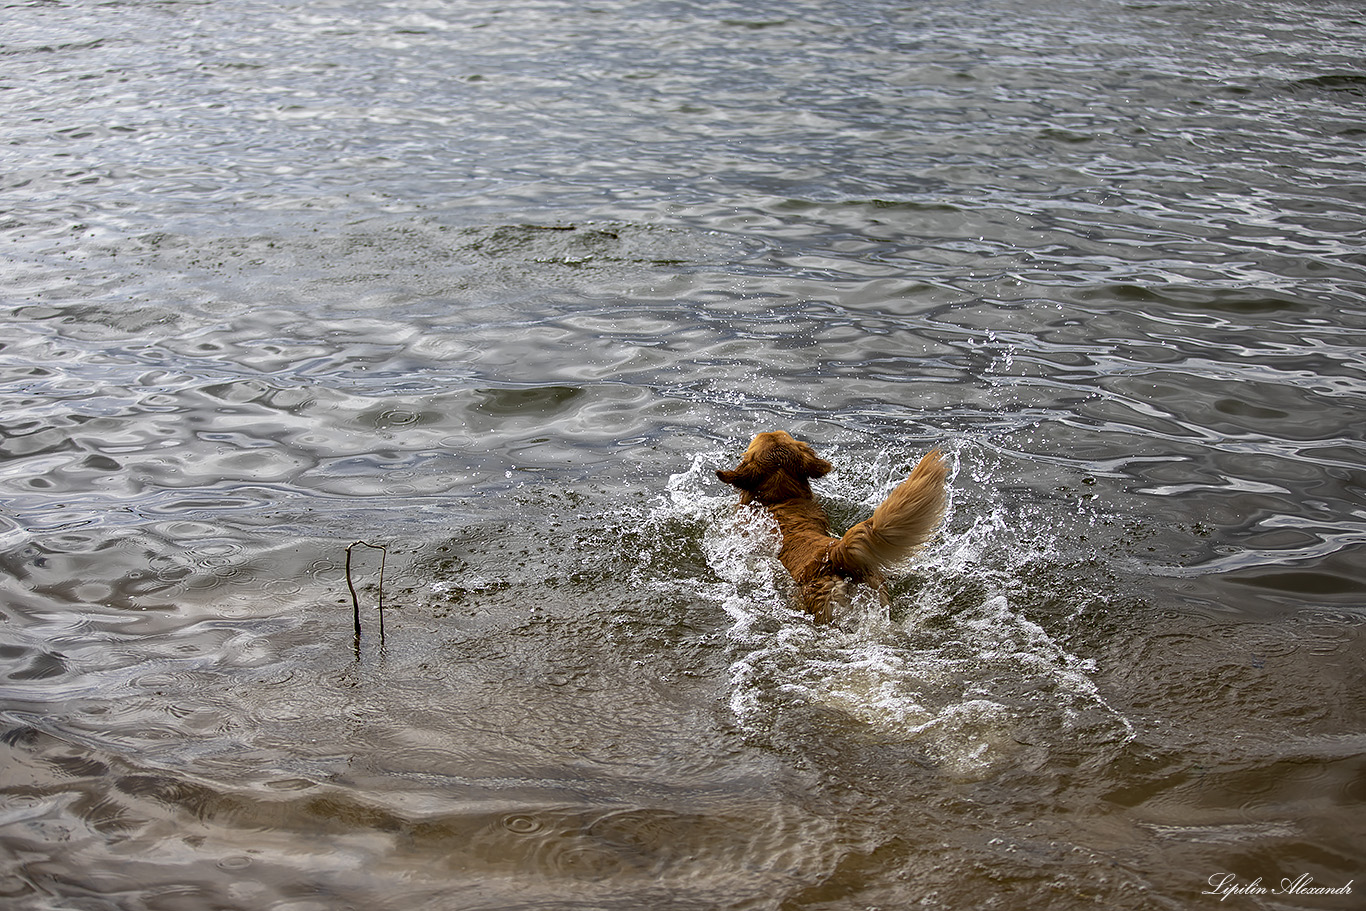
[3,0,1365,908]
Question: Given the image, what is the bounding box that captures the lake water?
[2,0,1365,908]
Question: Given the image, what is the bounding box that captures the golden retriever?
[717,432,948,623]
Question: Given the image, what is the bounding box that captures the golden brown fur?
[716,431,949,623]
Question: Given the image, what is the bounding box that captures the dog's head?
[716,431,833,505]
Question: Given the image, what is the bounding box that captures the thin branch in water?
[345,541,388,652]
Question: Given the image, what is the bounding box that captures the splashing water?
[658,444,1133,780]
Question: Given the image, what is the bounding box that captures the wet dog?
[717,432,948,623]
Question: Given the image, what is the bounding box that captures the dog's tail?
[828,449,949,577]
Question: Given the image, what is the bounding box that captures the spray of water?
[652,444,1133,780]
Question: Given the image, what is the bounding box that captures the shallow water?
[2,0,1365,908]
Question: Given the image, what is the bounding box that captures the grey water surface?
[2,0,1365,908]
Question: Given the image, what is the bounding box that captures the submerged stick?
[345,541,388,652]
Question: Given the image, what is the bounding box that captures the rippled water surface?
[3,0,1365,908]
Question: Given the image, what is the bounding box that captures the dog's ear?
[716,464,761,505]
[716,464,758,489]
[795,442,833,479]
